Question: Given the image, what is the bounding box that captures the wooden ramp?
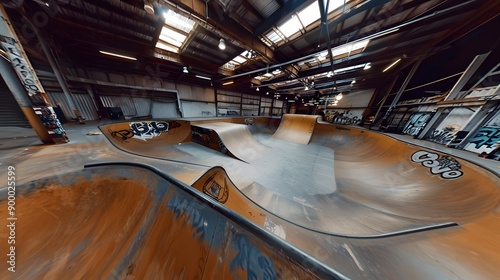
[272,114,320,144]
[192,122,269,162]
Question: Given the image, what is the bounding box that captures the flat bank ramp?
[192,122,269,162]
[272,114,320,144]
[0,164,346,280]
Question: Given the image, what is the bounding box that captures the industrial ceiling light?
[183,66,189,73]
[218,38,226,50]
[363,63,372,70]
[335,93,343,100]
[256,87,259,91]
[222,81,233,85]
[144,0,154,14]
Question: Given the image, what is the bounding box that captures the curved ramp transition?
[0,164,345,280]
[192,122,269,162]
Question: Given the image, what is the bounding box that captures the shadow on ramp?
[0,163,346,280]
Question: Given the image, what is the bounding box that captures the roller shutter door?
[0,78,30,127]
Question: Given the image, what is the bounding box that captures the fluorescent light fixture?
[219,38,226,50]
[383,58,401,72]
[99,51,137,61]
[222,81,233,85]
[195,75,211,80]
[363,63,371,70]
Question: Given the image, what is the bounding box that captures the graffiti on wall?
[230,235,278,279]
[129,121,181,141]
[427,125,460,145]
[411,150,463,179]
[202,173,229,204]
[191,126,212,146]
[108,121,181,142]
[109,129,134,143]
[325,110,361,125]
[244,118,254,125]
[468,126,500,150]
[191,126,231,156]
[402,112,433,136]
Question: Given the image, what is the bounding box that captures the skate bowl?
[99,116,500,236]
[0,163,346,280]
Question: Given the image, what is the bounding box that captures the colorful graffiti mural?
[402,112,433,136]
[467,126,500,151]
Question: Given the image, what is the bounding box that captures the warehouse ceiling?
[2,0,499,104]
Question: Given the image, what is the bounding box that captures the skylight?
[221,50,252,71]
[265,29,284,44]
[155,9,195,54]
[159,27,186,47]
[163,9,195,33]
[297,3,321,28]
[262,0,352,47]
[278,15,302,38]
[316,39,369,61]
[155,41,179,53]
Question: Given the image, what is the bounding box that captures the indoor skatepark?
[1,114,499,279]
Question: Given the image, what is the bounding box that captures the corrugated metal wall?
[100,95,137,118]
[47,92,99,121]
[0,78,30,127]
[151,100,179,118]
[181,101,216,117]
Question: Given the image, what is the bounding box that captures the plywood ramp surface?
[193,122,269,162]
[272,114,320,144]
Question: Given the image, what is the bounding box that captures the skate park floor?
[1,115,499,279]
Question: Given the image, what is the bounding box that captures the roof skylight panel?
[163,9,195,33]
[277,15,302,38]
[159,27,186,47]
[297,2,321,28]
[155,42,179,53]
